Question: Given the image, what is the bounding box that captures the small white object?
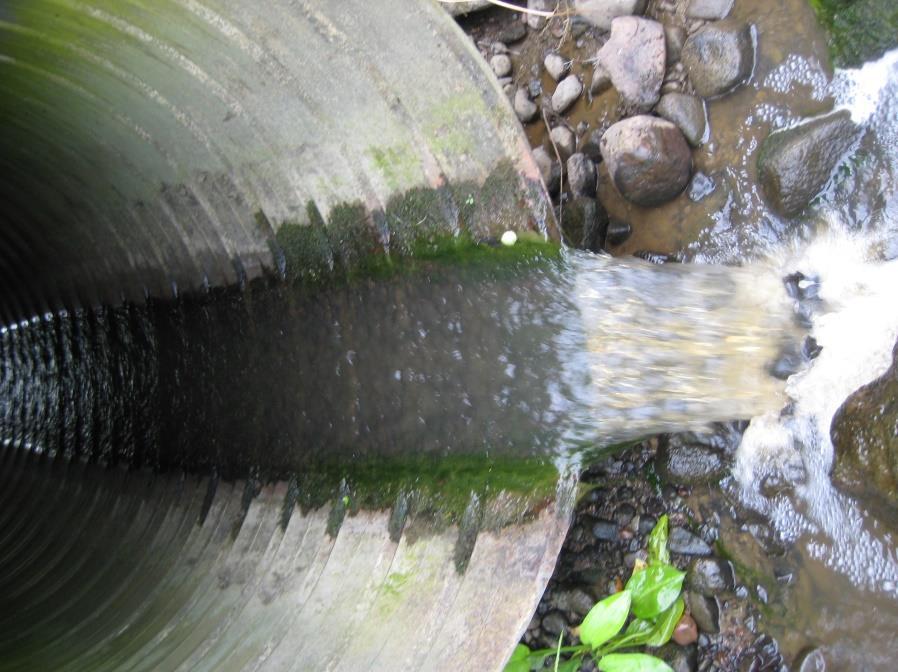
[501,230,517,246]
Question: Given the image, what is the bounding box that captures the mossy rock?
[809,0,898,68]
[831,339,898,509]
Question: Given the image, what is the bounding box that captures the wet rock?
[590,63,613,95]
[802,335,822,360]
[605,220,632,246]
[769,341,803,380]
[686,557,734,595]
[550,126,577,160]
[686,591,720,633]
[657,643,698,672]
[664,24,688,65]
[497,21,527,44]
[594,16,666,112]
[600,115,692,206]
[592,519,619,541]
[757,110,859,218]
[527,0,551,29]
[528,78,543,98]
[688,171,716,201]
[541,610,568,636]
[681,21,754,98]
[656,439,727,485]
[567,153,597,197]
[562,197,608,252]
[794,647,827,672]
[514,88,539,123]
[612,503,636,527]
[686,0,734,20]
[550,587,596,618]
[673,613,699,645]
[552,75,583,113]
[490,54,512,78]
[669,527,712,555]
[544,53,569,82]
[655,93,706,147]
[581,129,604,162]
[533,146,561,193]
[832,339,898,506]
[574,0,647,31]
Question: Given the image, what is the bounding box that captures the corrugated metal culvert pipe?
[0,1,573,670]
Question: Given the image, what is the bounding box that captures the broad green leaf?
[509,644,530,661]
[598,653,674,672]
[624,618,653,636]
[579,590,632,648]
[647,515,670,566]
[625,565,685,619]
[557,658,582,672]
[644,597,685,647]
[502,644,530,672]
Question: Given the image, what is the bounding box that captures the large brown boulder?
[831,339,898,508]
[599,115,692,206]
[757,110,859,219]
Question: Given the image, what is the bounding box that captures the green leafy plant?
[504,515,685,672]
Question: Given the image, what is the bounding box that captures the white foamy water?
[735,49,898,593]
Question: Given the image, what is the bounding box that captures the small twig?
[437,0,557,17]
[542,107,564,228]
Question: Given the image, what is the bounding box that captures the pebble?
[687,557,735,595]
[567,153,598,197]
[550,125,577,160]
[664,24,688,65]
[795,648,827,672]
[541,610,567,636]
[655,92,706,147]
[592,519,619,541]
[688,172,716,201]
[686,0,734,20]
[673,613,699,645]
[551,75,583,113]
[669,527,712,555]
[686,591,720,633]
[605,220,632,246]
[514,89,539,123]
[490,54,512,78]
[580,129,604,162]
[544,53,569,82]
[497,20,527,43]
[574,0,649,32]
[532,146,561,193]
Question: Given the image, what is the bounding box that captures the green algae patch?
[809,0,898,67]
[274,204,559,291]
[286,454,560,534]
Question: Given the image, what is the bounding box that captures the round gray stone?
[514,88,539,123]
[551,75,583,113]
[567,153,597,197]
[544,53,569,82]
[550,125,576,160]
[490,54,512,78]
[681,21,754,98]
[655,92,706,147]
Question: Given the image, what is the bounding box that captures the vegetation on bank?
[809,0,898,67]
[505,516,685,672]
